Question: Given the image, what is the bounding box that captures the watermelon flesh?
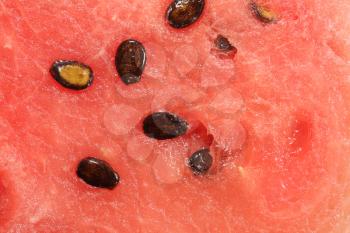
[1,0,350,232]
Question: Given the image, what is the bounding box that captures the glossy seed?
[115,39,146,85]
[188,148,213,174]
[250,2,276,23]
[214,34,237,53]
[76,157,119,190]
[50,60,93,90]
[143,112,188,140]
[166,0,205,29]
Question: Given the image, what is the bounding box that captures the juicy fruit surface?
[1,0,350,232]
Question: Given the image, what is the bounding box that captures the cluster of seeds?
[50,0,276,189]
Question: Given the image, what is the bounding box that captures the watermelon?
[1,0,350,232]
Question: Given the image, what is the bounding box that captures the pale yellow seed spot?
[252,2,277,23]
[238,166,245,176]
[59,65,90,86]
[101,147,111,155]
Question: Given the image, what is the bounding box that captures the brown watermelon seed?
[115,39,146,85]
[143,112,188,140]
[188,148,213,175]
[76,157,119,190]
[166,0,205,29]
[50,60,93,90]
[250,2,276,23]
[214,35,238,53]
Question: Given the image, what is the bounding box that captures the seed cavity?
[166,0,205,29]
[50,60,93,90]
[143,112,188,140]
[188,148,213,175]
[76,157,119,190]
[250,2,276,23]
[214,34,238,55]
[115,39,146,85]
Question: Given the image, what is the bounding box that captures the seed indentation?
[166,0,205,29]
[188,148,212,174]
[250,2,276,23]
[50,60,93,90]
[115,39,146,85]
[76,157,119,190]
[215,35,234,51]
[143,112,188,140]
[214,34,238,57]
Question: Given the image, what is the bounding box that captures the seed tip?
[250,1,277,24]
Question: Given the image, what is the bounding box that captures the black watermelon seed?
[76,157,119,190]
[50,60,93,90]
[188,148,213,175]
[115,39,146,85]
[214,35,237,53]
[166,0,205,29]
[143,112,188,140]
[250,2,276,23]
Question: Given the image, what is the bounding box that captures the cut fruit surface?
[0,0,350,232]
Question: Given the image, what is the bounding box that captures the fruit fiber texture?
[0,0,350,232]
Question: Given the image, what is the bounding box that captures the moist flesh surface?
[1,0,350,232]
